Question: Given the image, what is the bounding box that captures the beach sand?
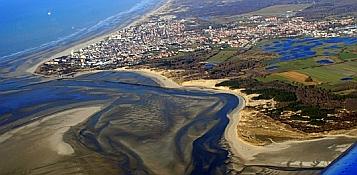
[23,60,357,173]
[114,68,262,159]
[116,67,181,88]
[0,106,102,174]
[26,0,173,75]
[114,67,357,170]
[23,0,357,168]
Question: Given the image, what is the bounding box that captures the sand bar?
[0,106,102,173]
[114,68,357,168]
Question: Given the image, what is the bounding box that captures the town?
[36,14,357,76]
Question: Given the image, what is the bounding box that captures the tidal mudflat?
[0,107,102,174]
[0,71,239,175]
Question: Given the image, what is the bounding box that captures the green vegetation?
[339,44,357,60]
[330,61,357,73]
[297,61,357,85]
[242,4,312,17]
[260,63,357,87]
[297,67,345,84]
[339,51,357,60]
[313,43,344,57]
[216,80,296,102]
[256,74,290,83]
[258,42,357,87]
[216,77,357,132]
[336,89,356,95]
[276,57,318,71]
[244,88,297,102]
[216,79,241,89]
[216,39,357,132]
[207,49,237,63]
[269,102,334,122]
[166,52,188,59]
[216,79,333,128]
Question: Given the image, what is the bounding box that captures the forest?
[216,79,357,132]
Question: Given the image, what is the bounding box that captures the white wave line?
[0,0,159,62]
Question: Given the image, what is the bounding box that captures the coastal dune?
[4,0,356,173]
[117,68,357,173]
[5,63,355,174]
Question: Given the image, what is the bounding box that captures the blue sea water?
[0,0,158,59]
[322,142,357,175]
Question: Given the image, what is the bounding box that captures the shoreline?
[26,0,173,75]
[112,67,357,168]
[0,106,102,155]
[26,59,357,168]
[23,0,357,168]
[28,65,357,165]
[0,106,102,173]
[22,62,357,170]
[114,67,258,160]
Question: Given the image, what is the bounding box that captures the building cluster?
[38,15,357,76]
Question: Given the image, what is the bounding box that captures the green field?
[313,43,344,56]
[297,67,345,84]
[297,61,357,85]
[241,4,311,17]
[261,61,357,85]
[207,49,237,63]
[339,51,357,60]
[257,41,357,87]
[270,57,337,70]
[275,57,318,71]
[330,61,357,73]
[338,44,357,60]
[256,74,290,83]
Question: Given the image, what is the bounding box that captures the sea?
[0,1,242,173]
[0,0,160,60]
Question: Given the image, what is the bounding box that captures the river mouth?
[0,71,239,175]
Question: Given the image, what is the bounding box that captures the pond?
[317,59,335,65]
[341,77,353,81]
[262,37,357,63]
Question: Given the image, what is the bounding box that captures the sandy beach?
[23,58,357,173]
[114,68,259,158]
[113,67,357,170]
[116,67,180,88]
[26,47,357,169]
[26,0,173,75]
[23,0,357,169]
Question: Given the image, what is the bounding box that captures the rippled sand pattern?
[0,72,238,175]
